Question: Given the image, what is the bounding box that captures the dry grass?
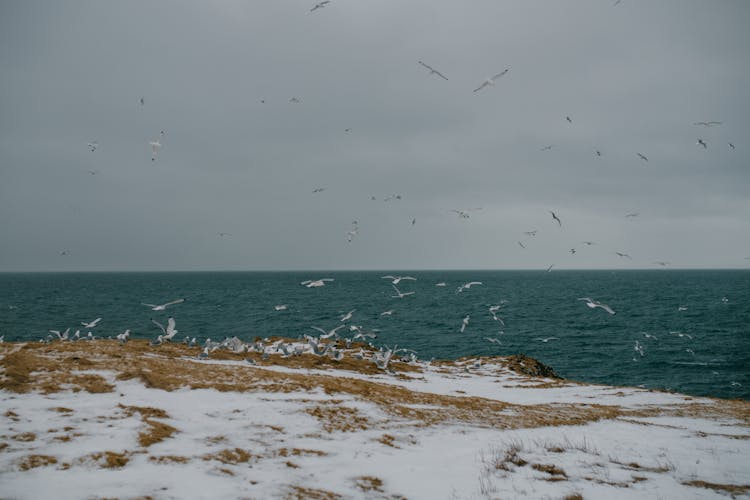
[531,463,567,478]
[202,448,253,464]
[305,404,371,432]
[12,432,36,442]
[286,486,342,500]
[377,434,399,448]
[683,480,750,495]
[563,494,583,500]
[83,451,130,469]
[138,419,178,447]
[18,454,57,470]
[51,407,74,413]
[277,448,329,457]
[354,476,384,492]
[149,454,190,464]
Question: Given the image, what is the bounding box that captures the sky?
[0,0,748,271]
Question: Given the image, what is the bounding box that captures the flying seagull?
[301,278,334,288]
[150,130,164,162]
[88,141,99,152]
[615,251,632,259]
[524,230,538,237]
[549,210,562,227]
[473,69,509,92]
[729,142,735,150]
[418,61,448,81]
[139,97,144,106]
[578,297,616,315]
[595,150,602,157]
[339,309,355,322]
[540,145,555,151]
[637,153,649,162]
[391,284,415,299]
[460,315,470,333]
[625,212,639,218]
[142,298,185,311]
[151,317,178,341]
[456,281,482,294]
[535,337,559,343]
[312,187,326,193]
[566,116,573,124]
[697,139,707,149]
[693,121,722,127]
[311,325,345,339]
[309,0,330,12]
[382,275,416,285]
[81,318,102,328]
[517,241,526,249]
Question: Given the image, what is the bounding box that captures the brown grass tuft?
[4,409,20,420]
[0,442,8,452]
[377,434,399,448]
[683,480,750,495]
[51,407,74,413]
[149,455,190,464]
[118,404,170,419]
[532,463,567,478]
[12,432,36,442]
[305,404,371,433]
[287,486,342,500]
[138,419,178,447]
[18,454,58,470]
[563,494,583,500]
[277,448,328,457]
[354,476,384,492]
[203,448,253,464]
[85,451,130,469]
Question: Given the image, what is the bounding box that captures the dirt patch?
[51,407,74,413]
[18,454,58,470]
[504,354,560,379]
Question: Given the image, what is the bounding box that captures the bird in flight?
[339,309,355,322]
[524,230,538,237]
[729,142,735,150]
[517,241,526,249]
[578,297,616,315]
[615,251,632,259]
[151,317,178,341]
[142,298,185,311]
[595,150,602,157]
[150,131,164,162]
[693,121,722,127]
[309,1,330,12]
[625,212,639,218]
[570,248,576,254]
[565,116,573,124]
[697,139,708,149]
[391,284,415,299]
[654,261,670,267]
[637,153,649,162]
[460,315,470,333]
[535,337,559,343]
[301,278,334,288]
[81,318,102,329]
[582,241,596,246]
[312,187,325,193]
[473,69,509,92]
[289,97,301,103]
[310,325,345,339]
[451,208,482,219]
[540,145,555,151]
[88,141,98,152]
[418,61,448,81]
[549,211,562,227]
[456,281,482,294]
[139,97,145,106]
[546,264,554,273]
[382,275,416,285]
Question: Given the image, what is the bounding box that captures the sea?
[1,270,748,401]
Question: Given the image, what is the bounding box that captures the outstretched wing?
[151,318,166,335]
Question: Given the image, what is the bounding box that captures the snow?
[1,341,748,499]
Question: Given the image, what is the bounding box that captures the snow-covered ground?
[1,340,748,499]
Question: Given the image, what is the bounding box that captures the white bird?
[670,331,693,340]
[311,325,346,339]
[312,187,325,193]
[391,284,415,299]
[678,305,688,311]
[535,337,559,343]
[81,318,102,328]
[274,304,288,311]
[339,309,355,322]
[88,141,98,152]
[455,281,482,294]
[150,130,164,162]
[49,328,70,341]
[309,0,330,12]
[142,298,185,311]
[642,332,658,340]
[578,297,616,315]
[435,282,447,287]
[524,230,538,237]
[485,337,502,345]
[540,145,555,151]
[625,212,639,218]
[460,315,470,333]
[380,309,395,316]
[546,264,554,272]
[151,317,178,341]
[289,97,301,103]
[301,278,334,288]
[116,329,130,343]
[473,69,509,92]
[418,60,448,81]
[381,275,416,285]
[634,340,645,357]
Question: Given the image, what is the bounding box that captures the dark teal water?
[1,270,748,400]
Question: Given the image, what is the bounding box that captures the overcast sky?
[1,0,748,271]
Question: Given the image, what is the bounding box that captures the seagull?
[116,329,130,344]
[383,194,403,202]
[435,282,447,287]
[634,340,645,357]
[473,69,509,92]
[540,145,555,151]
[729,142,735,150]
[391,284,415,299]
[637,153,649,162]
[339,309,355,322]
[309,0,330,12]
[301,278,334,288]
[524,230,538,237]
[642,332,658,340]
[87,170,98,175]
[381,275,416,285]
[565,116,572,124]
[289,97,301,103]
[456,281,482,294]
[615,251,632,259]
[139,97,144,106]
[578,297,616,315]
[49,328,70,341]
[346,224,359,243]
[274,304,288,311]
[88,141,99,152]
[625,212,639,218]
[595,150,602,157]
[670,331,693,340]
[81,318,102,329]
[697,139,707,149]
[311,325,346,339]
[150,130,164,161]
[582,241,596,246]
[693,121,722,127]
[418,61,448,81]
[151,317,178,341]
[570,248,576,254]
[142,298,185,311]
[654,261,670,267]
[312,187,325,193]
[60,250,70,256]
[549,210,562,227]
[678,305,688,311]
[535,337,559,343]
[546,264,554,272]
[517,241,526,249]
[410,217,416,226]
[218,232,232,237]
[380,310,395,316]
[460,315,470,333]
[485,337,502,345]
